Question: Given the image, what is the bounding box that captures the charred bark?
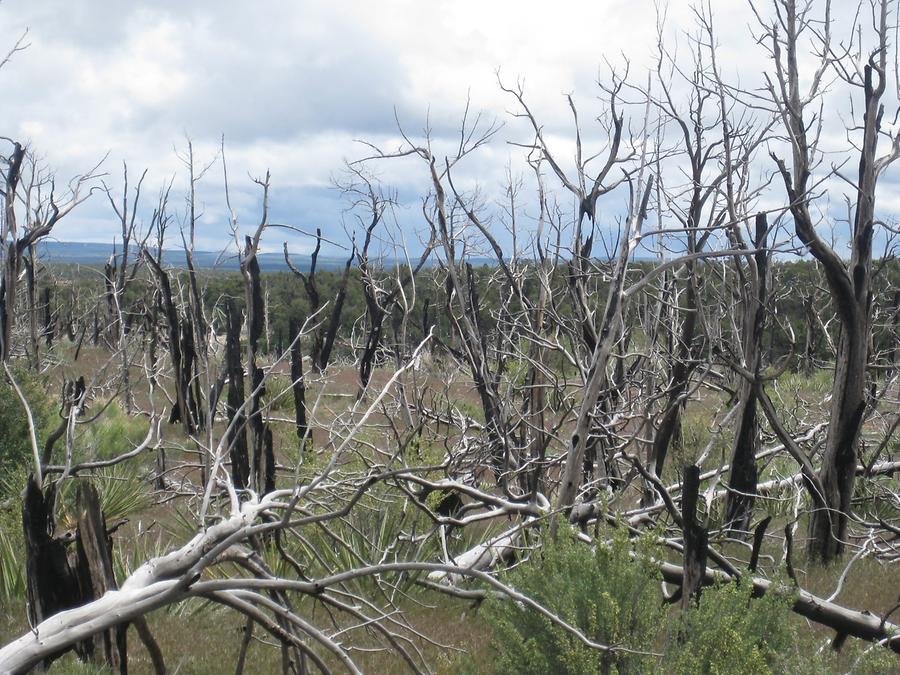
[143,249,196,434]
[680,464,708,611]
[225,298,250,491]
[724,213,769,533]
[289,318,310,451]
[242,236,274,495]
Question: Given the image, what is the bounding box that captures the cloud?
[0,0,897,257]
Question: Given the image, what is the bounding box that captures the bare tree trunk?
[143,250,195,434]
[289,318,310,452]
[22,478,86,668]
[74,483,127,673]
[242,236,274,495]
[724,213,769,533]
[680,464,708,611]
[24,247,39,365]
[225,298,250,490]
[764,0,897,561]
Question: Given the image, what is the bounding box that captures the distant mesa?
[35,241,351,272]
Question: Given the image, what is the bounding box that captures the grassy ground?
[0,346,897,673]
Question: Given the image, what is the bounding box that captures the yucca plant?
[0,529,25,602]
[57,464,152,530]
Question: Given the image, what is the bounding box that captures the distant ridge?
[36,241,352,272]
[34,241,507,272]
[36,240,649,271]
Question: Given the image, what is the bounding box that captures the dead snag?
[241,235,274,496]
[724,213,770,534]
[225,298,250,490]
[681,464,708,611]
[22,478,86,667]
[289,318,310,451]
[284,229,354,374]
[142,248,196,434]
[74,482,127,673]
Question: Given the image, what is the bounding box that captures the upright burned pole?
[724,214,769,533]
[680,465,708,611]
[289,317,310,451]
[142,248,197,434]
[242,235,274,495]
[224,297,250,490]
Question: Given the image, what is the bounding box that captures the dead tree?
[724,214,770,532]
[760,0,900,560]
[143,248,198,434]
[242,233,274,495]
[22,478,133,672]
[353,176,433,396]
[224,297,250,490]
[284,228,354,374]
[178,140,214,435]
[680,465,708,611]
[73,483,128,672]
[288,317,309,451]
[0,142,92,362]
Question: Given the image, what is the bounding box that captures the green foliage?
[87,465,152,523]
[481,525,662,675]
[78,402,149,462]
[55,465,151,530]
[665,580,798,675]
[0,463,27,603]
[0,366,54,477]
[0,528,25,602]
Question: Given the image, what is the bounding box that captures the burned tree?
[283,228,354,375]
[760,0,900,560]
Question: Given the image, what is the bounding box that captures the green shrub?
[0,366,54,476]
[665,580,798,675]
[481,525,662,674]
[0,368,53,604]
[81,402,149,461]
[0,527,25,602]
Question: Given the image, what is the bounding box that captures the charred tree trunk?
[24,248,39,364]
[22,478,86,667]
[242,237,274,496]
[92,307,100,346]
[41,285,54,348]
[724,213,769,533]
[284,231,354,374]
[681,464,708,611]
[104,253,119,345]
[143,250,195,435]
[650,268,699,480]
[768,1,893,562]
[289,318,310,451]
[74,483,127,673]
[22,478,132,672]
[0,143,25,362]
[225,298,250,490]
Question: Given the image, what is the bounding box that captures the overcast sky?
[0,0,893,257]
